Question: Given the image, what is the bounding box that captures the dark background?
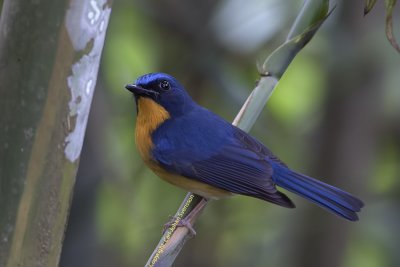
[60,1,400,267]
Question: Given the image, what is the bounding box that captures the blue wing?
[151,108,294,208]
[151,107,363,220]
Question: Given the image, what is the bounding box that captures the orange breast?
[135,97,170,162]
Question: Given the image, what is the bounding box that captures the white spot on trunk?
[99,19,105,33]
[64,0,111,162]
[85,79,93,95]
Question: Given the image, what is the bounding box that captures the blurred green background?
[60,1,400,267]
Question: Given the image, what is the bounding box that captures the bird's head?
[125,73,195,117]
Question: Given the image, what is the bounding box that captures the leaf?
[234,3,332,131]
[385,0,400,53]
[364,0,378,15]
[261,8,333,79]
[287,0,329,40]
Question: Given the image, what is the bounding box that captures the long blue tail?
[271,164,364,221]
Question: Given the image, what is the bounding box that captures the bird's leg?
[178,198,208,236]
[183,198,208,223]
[163,198,208,236]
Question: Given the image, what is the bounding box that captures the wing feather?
[152,110,294,207]
[155,126,294,208]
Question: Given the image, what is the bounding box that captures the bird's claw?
[163,216,197,236]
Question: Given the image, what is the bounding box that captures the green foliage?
[371,142,399,194]
[269,53,325,127]
[103,7,159,93]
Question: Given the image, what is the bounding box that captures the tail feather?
[272,166,364,221]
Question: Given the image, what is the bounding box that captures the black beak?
[125,84,158,97]
[125,84,143,93]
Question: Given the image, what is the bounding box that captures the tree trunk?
[0,1,112,266]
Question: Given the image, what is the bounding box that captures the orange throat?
[134,97,170,162]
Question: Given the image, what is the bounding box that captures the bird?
[125,72,364,221]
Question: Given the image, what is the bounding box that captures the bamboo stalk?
[0,1,113,266]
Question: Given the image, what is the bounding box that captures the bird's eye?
[159,80,170,91]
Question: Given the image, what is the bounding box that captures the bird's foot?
[163,216,197,236]
[162,198,209,237]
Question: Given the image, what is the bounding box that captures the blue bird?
[125,73,364,221]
